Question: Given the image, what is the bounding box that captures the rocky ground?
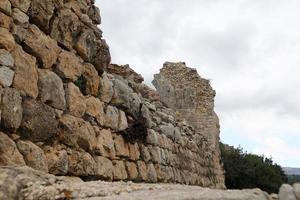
[0,166,277,200]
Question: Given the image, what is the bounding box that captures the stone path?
[0,166,272,200]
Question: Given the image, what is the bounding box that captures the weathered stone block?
[56,50,84,81]
[0,132,25,166]
[114,135,129,158]
[125,161,138,180]
[58,114,96,152]
[0,49,14,67]
[12,8,29,26]
[43,145,68,175]
[0,12,12,29]
[112,160,127,180]
[12,45,39,98]
[68,150,96,176]
[38,69,66,110]
[24,25,60,69]
[10,0,31,13]
[65,82,86,117]
[94,128,115,159]
[16,140,48,172]
[146,129,158,145]
[99,72,113,103]
[94,156,113,180]
[128,142,140,161]
[139,144,151,162]
[0,65,14,87]
[137,160,147,181]
[0,27,15,52]
[85,96,104,126]
[0,0,11,16]
[0,88,22,130]
[20,99,58,142]
[147,163,157,183]
[83,63,99,96]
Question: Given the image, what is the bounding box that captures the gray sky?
[97,0,300,167]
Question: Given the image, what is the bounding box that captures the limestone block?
[0,49,14,67]
[43,145,68,175]
[10,0,31,13]
[56,50,84,81]
[114,135,129,158]
[125,161,138,180]
[0,132,25,166]
[38,69,66,110]
[99,72,113,103]
[12,8,29,26]
[149,146,162,164]
[137,161,147,181]
[94,156,113,180]
[85,96,104,126]
[0,12,12,29]
[112,160,127,180]
[83,63,99,96]
[0,27,15,52]
[0,87,22,130]
[128,142,140,161]
[68,150,96,176]
[0,0,11,16]
[20,99,58,142]
[16,140,48,172]
[139,144,151,162]
[146,129,158,145]
[147,163,157,183]
[12,45,39,98]
[94,128,115,159]
[58,114,96,152]
[65,82,86,117]
[24,25,60,69]
[0,65,14,87]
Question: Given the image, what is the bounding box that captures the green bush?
[220,142,287,193]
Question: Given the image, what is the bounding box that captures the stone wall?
[0,0,224,188]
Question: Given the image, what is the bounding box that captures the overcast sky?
[97,0,300,167]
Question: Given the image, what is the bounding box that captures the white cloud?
[97,0,300,167]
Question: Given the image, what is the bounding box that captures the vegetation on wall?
[220,142,288,194]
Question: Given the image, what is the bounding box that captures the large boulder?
[65,82,86,117]
[20,99,58,142]
[278,184,297,200]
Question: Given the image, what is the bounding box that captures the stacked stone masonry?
[0,0,225,189]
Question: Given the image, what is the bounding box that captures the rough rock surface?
[0,166,272,200]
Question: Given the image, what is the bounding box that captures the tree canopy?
[220,142,288,194]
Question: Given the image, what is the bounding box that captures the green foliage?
[220,142,288,194]
[74,75,87,94]
[287,175,300,185]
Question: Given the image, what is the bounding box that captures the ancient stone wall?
[0,0,224,188]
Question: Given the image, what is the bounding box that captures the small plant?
[74,75,87,94]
